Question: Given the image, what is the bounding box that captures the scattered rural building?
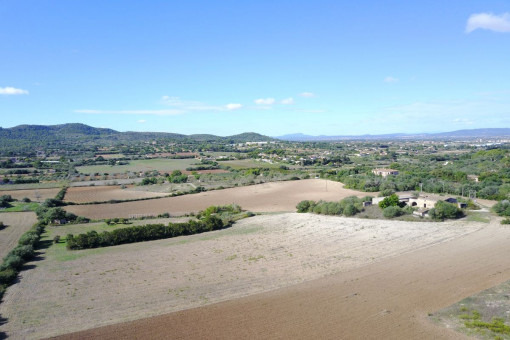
[467,175,479,182]
[372,168,399,177]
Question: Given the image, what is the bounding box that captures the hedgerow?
[67,215,228,250]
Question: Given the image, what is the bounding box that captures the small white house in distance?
[372,168,399,177]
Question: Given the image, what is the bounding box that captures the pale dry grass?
[0,212,37,259]
[0,213,481,339]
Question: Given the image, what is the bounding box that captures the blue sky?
[1,1,509,136]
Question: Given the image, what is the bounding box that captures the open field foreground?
[0,212,37,259]
[65,179,369,219]
[0,213,487,339]
[63,186,168,203]
[45,215,510,340]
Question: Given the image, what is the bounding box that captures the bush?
[1,255,23,271]
[429,201,464,221]
[53,235,61,243]
[383,206,404,218]
[378,194,400,209]
[501,218,510,225]
[0,268,17,285]
[9,245,35,261]
[22,197,31,203]
[296,200,314,213]
[0,222,4,230]
[18,232,38,246]
[493,200,510,217]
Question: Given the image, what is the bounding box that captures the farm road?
[53,216,510,340]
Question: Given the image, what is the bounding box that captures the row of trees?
[66,215,227,250]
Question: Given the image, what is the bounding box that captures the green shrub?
[296,200,314,213]
[501,218,510,225]
[429,201,464,220]
[378,194,400,209]
[0,269,17,285]
[493,200,510,217]
[9,245,35,261]
[18,232,38,246]
[383,206,404,218]
[1,255,23,271]
[0,221,4,230]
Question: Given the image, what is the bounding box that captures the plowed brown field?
[65,179,370,219]
[63,186,168,203]
[51,215,510,340]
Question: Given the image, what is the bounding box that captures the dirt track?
[52,215,510,340]
[65,179,370,219]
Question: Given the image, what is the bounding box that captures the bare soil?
[0,212,38,259]
[0,212,484,339]
[63,186,168,203]
[65,179,372,219]
[49,214,510,340]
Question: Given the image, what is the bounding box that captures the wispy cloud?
[299,92,315,98]
[384,76,399,83]
[281,97,294,105]
[225,103,242,110]
[75,109,184,115]
[254,98,275,105]
[0,86,29,95]
[137,119,147,123]
[466,12,510,33]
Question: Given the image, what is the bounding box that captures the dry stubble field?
[0,212,37,259]
[65,179,370,219]
[0,213,482,339]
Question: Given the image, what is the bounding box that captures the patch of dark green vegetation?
[296,196,373,217]
[66,204,249,250]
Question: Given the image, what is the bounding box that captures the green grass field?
[0,182,66,191]
[76,158,200,175]
[0,201,39,212]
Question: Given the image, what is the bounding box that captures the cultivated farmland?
[63,185,168,203]
[0,188,61,202]
[0,212,38,259]
[65,179,372,219]
[75,158,200,175]
[0,213,482,339]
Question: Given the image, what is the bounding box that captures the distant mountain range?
[276,128,510,141]
[1,124,509,153]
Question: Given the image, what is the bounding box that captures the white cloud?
[254,98,275,105]
[225,103,242,110]
[384,76,399,83]
[281,97,294,105]
[0,86,29,95]
[75,109,184,115]
[299,92,315,98]
[466,12,510,33]
[137,119,147,123]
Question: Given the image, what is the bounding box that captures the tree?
[378,194,400,209]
